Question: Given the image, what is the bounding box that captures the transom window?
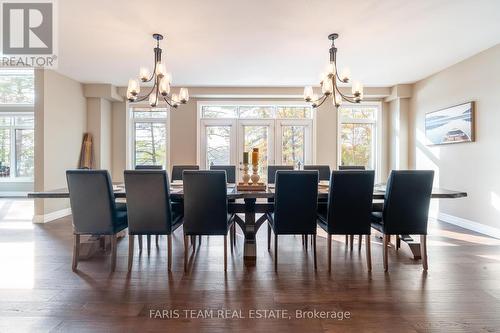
[199,103,313,181]
[131,107,169,169]
[338,104,380,172]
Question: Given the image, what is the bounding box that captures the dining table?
[28,182,467,265]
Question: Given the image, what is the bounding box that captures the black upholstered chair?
[124,170,183,272]
[304,165,331,181]
[171,165,199,181]
[209,165,236,184]
[338,165,366,170]
[371,170,434,271]
[267,171,319,271]
[267,165,294,184]
[182,171,235,272]
[66,170,127,272]
[317,171,375,271]
[135,165,163,170]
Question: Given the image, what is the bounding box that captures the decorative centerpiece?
[237,148,266,191]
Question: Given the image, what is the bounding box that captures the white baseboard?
[33,208,72,223]
[437,212,500,239]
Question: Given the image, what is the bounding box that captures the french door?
[200,118,312,180]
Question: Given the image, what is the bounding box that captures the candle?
[243,152,249,164]
[252,148,259,165]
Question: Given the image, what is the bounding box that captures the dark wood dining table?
[28,184,467,265]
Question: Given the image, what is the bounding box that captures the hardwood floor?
[1,200,500,332]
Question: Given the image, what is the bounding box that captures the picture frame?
[425,101,475,146]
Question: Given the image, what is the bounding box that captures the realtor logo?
[1,0,57,67]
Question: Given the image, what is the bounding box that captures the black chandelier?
[303,33,364,109]
[126,33,189,108]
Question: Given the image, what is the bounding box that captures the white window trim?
[0,110,35,181]
[128,105,171,171]
[337,101,383,182]
[196,100,316,168]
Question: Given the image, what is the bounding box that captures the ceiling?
[56,0,500,87]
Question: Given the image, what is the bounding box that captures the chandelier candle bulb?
[127,79,140,95]
[179,88,189,103]
[148,93,157,107]
[322,78,333,94]
[326,63,335,75]
[156,63,166,78]
[303,86,313,101]
[159,79,170,96]
[139,67,150,81]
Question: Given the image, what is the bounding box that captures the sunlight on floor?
[476,254,500,261]
[0,242,34,289]
[437,229,500,245]
[0,199,34,222]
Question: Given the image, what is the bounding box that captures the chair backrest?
[274,171,318,234]
[383,170,434,235]
[66,170,116,234]
[304,165,331,181]
[326,171,375,235]
[171,165,199,181]
[210,165,236,183]
[124,170,173,235]
[338,165,366,170]
[135,165,163,170]
[183,170,229,235]
[267,165,294,184]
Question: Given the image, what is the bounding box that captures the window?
[199,103,313,181]
[131,107,169,169]
[0,69,34,180]
[0,114,35,179]
[338,104,380,171]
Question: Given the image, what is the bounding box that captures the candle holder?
[250,164,260,184]
[241,163,251,184]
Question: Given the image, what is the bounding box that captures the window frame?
[128,105,171,171]
[0,109,35,182]
[337,101,382,182]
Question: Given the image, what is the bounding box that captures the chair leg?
[302,234,305,246]
[156,235,160,247]
[274,234,278,271]
[305,235,308,251]
[313,234,317,270]
[396,234,401,250]
[138,235,143,252]
[111,234,117,272]
[72,234,80,272]
[328,234,332,272]
[167,235,172,271]
[230,225,234,252]
[358,235,362,251]
[350,235,354,251]
[224,235,227,272]
[147,235,151,256]
[268,223,271,251]
[345,235,348,247]
[199,235,202,245]
[421,235,428,271]
[366,234,372,272]
[183,235,189,273]
[191,235,196,252]
[383,234,389,272]
[128,235,134,272]
[232,223,236,246]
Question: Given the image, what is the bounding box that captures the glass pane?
[0,128,11,177]
[243,126,269,182]
[134,122,167,167]
[277,106,312,119]
[15,129,34,177]
[339,107,375,120]
[14,116,34,126]
[202,106,238,118]
[206,126,231,167]
[0,116,12,126]
[239,106,275,118]
[133,107,167,119]
[281,125,305,167]
[0,69,34,104]
[340,123,373,168]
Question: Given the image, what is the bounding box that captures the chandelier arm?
[143,61,158,83]
[310,92,327,104]
[134,81,158,102]
[162,96,177,108]
[334,85,357,104]
[314,94,330,108]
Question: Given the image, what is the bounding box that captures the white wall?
[409,44,500,235]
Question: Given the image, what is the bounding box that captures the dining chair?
[338,165,366,170]
[317,171,375,272]
[304,165,331,181]
[267,165,294,184]
[124,170,183,272]
[182,170,235,272]
[66,170,128,272]
[371,170,434,271]
[267,171,319,271]
[209,165,236,183]
[171,165,199,181]
[133,165,166,249]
